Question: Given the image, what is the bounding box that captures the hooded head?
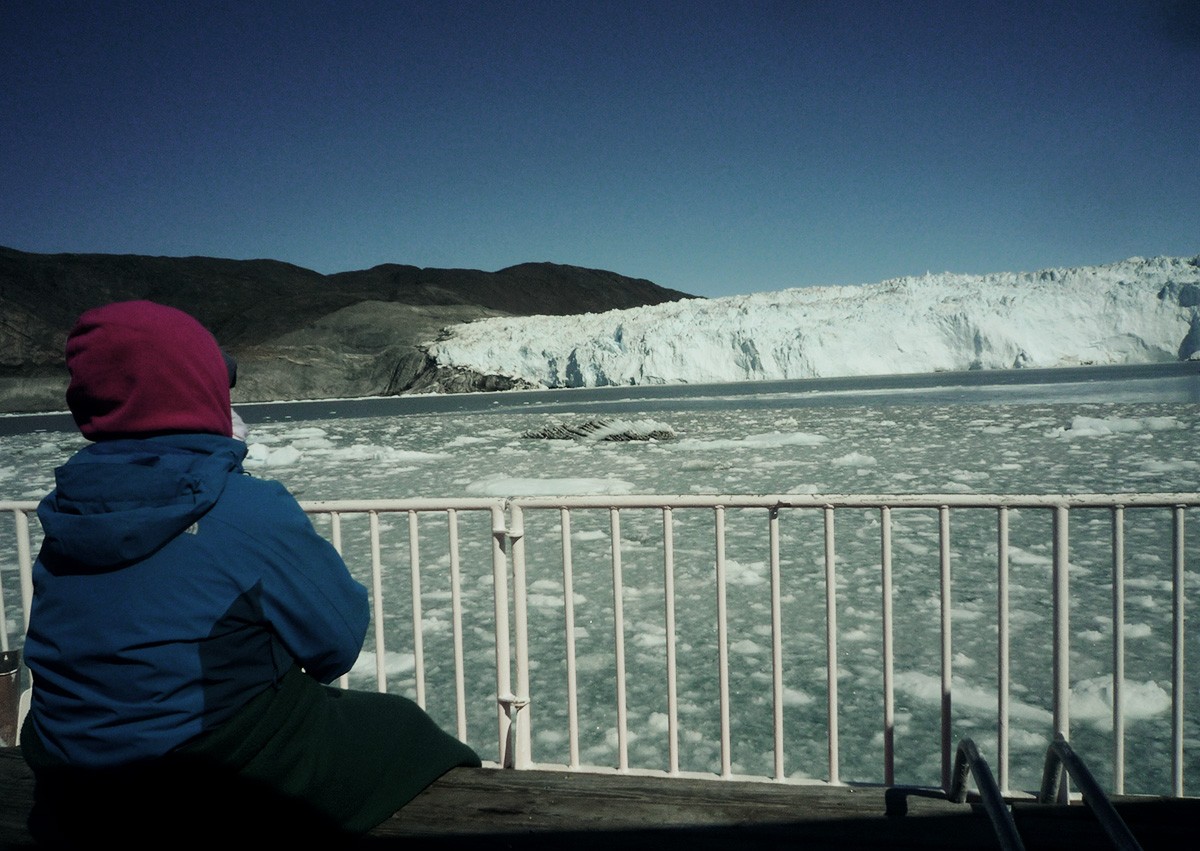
[65,300,233,440]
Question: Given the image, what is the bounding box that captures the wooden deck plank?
[369,767,998,849]
[4,747,1199,849]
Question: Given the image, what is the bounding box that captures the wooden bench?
[3,748,1197,849]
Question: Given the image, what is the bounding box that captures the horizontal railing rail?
[2,493,1197,797]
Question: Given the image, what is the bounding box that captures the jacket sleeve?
[232,479,370,682]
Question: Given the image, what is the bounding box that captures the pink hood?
[65,300,233,440]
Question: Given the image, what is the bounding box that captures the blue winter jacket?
[23,433,370,767]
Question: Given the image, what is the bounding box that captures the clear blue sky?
[2,1,1197,298]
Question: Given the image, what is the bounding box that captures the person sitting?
[20,299,480,846]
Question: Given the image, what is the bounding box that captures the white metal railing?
[2,493,1196,797]
[299,498,517,765]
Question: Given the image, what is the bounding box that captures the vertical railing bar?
[824,506,840,785]
[0,514,11,653]
[770,506,785,781]
[1111,505,1125,796]
[997,506,1011,794]
[329,512,352,690]
[1052,504,1070,804]
[714,505,732,779]
[329,510,344,554]
[369,511,387,693]
[662,507,680,776]
[880,505,895,787]
[15,509,34,638]
[939,505,952,792]
[490,505,514,767]
[447,509,468,742]
[409,510,426,708]
[610,507,629,772]
[1172,505,1185,797]
[509,504,532,769]
[560,508,581,769]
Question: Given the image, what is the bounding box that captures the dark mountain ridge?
[0,246,695,413]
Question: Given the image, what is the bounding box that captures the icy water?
[2,364,1198,792]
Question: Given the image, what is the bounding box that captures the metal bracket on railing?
[497,693,530,717]
[502,504,524,542]
[1039,734,1144,851]
[497,692,531,769]
[949,737,1026,851]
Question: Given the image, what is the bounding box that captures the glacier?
[426,256,1200,388]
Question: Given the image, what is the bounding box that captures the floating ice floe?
[244,443,302,468]
[1070,676,1171,728]
[673,431,829,451]
[831,451,877,466]
[466,474,637,497]
[1052,415,1185,438]
[894,671,1052,723]
[350,649,415,679]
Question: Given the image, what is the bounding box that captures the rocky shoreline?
[0,247,691,414]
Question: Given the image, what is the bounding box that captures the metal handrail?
[949,737,1025,851]
[1039,734,1143,851]
[3,494,1198,796]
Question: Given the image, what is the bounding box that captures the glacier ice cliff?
[426,256,1200,387]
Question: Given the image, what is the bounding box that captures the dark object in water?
[522,418,675,442]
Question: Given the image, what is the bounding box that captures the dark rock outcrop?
[522,418,676,441]
[0,247,694,412]
[1180,313,1200,361]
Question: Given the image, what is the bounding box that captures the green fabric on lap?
[177,665,482,832]
[22,667,481,843]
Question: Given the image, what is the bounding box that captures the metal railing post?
[408,510,426,708]
[560,508,581,769]
[997,505,1011,794]
[610,507,629,772]
[1171,505,1185,797]
[1051,504,1070,804]
[662,506,680,776]
[1111,505,1125,795]
[714,505,732,778]
[490,504,515,767]
[506,503,532,769]
[824,505,840,784]
[15,507,35,632]
[368,511,388,692]
[939,505,952,791]
[447,509,468,742]
[770,505,785,781]
[328,512,352,691]
[880,505,895,786]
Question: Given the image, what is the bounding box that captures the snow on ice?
[426,255,1200,388]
